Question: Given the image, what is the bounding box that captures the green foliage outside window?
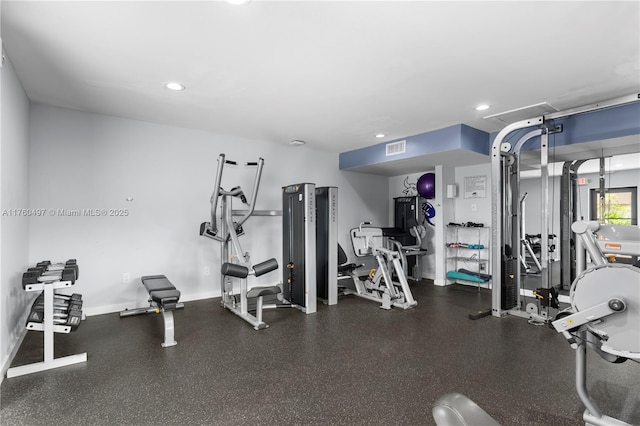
[597,193,632,225]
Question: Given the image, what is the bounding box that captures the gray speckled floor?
[2,282,639,426]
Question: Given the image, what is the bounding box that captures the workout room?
[1,2,639,425]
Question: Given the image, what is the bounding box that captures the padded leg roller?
[253,258,278,277]
[221,263,249,278]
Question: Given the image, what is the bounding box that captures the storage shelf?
[446,226,491,287]
[446,256,488,263]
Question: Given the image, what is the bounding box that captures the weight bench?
[119,275,183,347]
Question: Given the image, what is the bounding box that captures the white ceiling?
[2,1,639,159]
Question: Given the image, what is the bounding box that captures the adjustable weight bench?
[119,275,183,347]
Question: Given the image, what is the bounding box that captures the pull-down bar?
[204,154,265,242]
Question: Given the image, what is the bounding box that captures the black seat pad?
[246,286,281,299]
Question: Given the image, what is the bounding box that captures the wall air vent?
[385,140,406,156]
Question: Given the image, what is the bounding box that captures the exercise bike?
[552,221,639,426]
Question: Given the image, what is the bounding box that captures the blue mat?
[446,270,488,283]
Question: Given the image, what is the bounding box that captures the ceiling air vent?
[484,102,559,125]
[386,140,406,156]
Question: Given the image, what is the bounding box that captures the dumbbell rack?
[7,262,87,378]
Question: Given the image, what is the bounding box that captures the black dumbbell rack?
[7,260,87,378]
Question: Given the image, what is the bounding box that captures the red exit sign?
[577,177,588,185]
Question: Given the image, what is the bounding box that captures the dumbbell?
[27,304,82,331]
[36,268,76,284]
[26,305,44,323]
[65,259,79,280]
[26,304,69,323]
[28,265,47,274]
[460,243,484,249]
[22,271,39,288]
[37,259,77,269]
[64,308,82,331]
[23,261,79,288]
[35,259,77,273]
[53,306,82,331]
[46,262,67,272]
[55,292,82,304]
[22,269,59,287]
[33,292,83,311]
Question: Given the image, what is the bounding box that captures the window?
[590,187,637,225]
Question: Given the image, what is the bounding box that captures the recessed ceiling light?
[165,82,185,91]
[375,133,386,138]
[475,104,491,111]
[226,0,251,5]
[290,140,306,146]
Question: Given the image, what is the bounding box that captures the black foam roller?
[221,263,249,278]
[253,258,278,277]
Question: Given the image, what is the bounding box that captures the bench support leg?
[161,310,177,347]
[255,296,264,327]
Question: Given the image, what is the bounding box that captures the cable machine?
[490,93,640,320]
[200,154,284,330]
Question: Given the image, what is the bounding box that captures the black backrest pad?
[338,244,348,266]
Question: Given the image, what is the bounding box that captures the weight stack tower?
[316,186,338,305]
[282,183,317,314]
[393,196,420,276]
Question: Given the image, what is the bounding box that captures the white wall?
[1,54,31,378]
[340,170,389,248]
[434,164,456,285]
[453,163,492,226]
[28,104,388,315]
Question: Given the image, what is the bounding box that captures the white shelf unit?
[445,225,491,288]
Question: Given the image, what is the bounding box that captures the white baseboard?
[82,290,219,317]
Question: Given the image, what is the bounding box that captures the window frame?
[589,186,638,225]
